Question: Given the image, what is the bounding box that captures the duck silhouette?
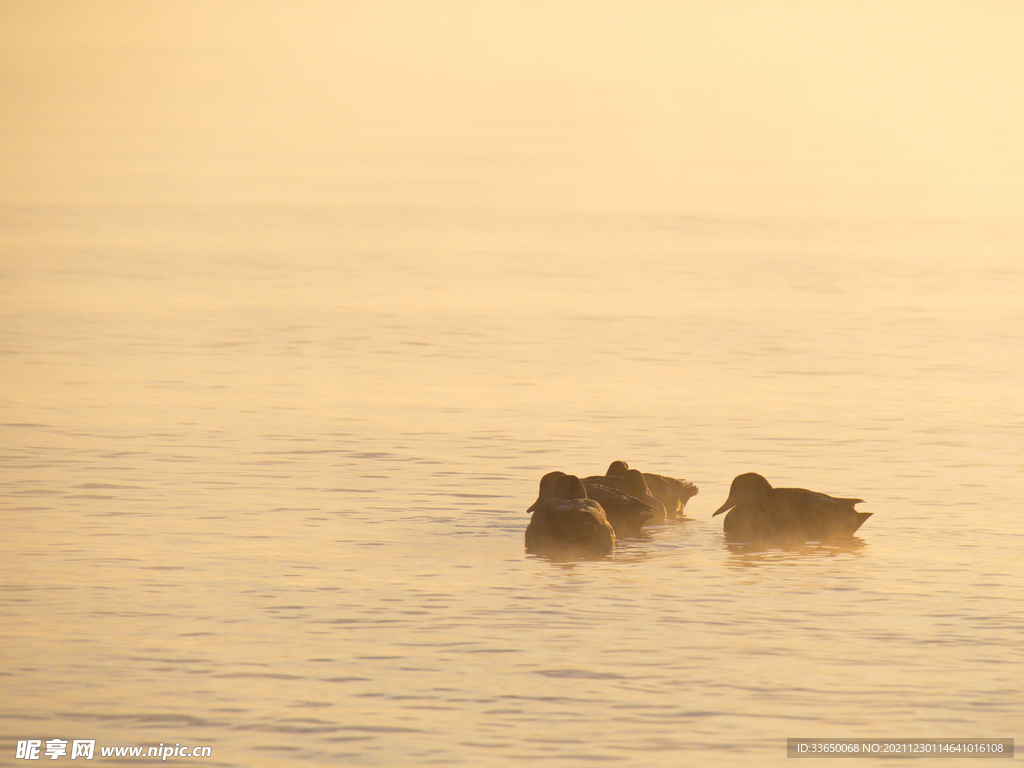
[528,470,655,536]
[525,474,615,559]
[604,461,699,519]
[712,473,871,544]
[583,467,667,524]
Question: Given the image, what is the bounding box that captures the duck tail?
[849,511,872,533]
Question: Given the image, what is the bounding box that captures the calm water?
[2,3,1023,766]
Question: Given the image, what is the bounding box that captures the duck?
[604,460,699,519]
[582,467,668,524]
[712,472,871,545]
[525,474,615,558]
[528,470,655,536]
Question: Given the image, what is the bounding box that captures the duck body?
[583,468,667,524]
[604,461,699,519]
[529,471,655,537]
[525,474,615,558]
[713,472,870,545]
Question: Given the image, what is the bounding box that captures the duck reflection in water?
[713,473,871,548]
[525,474,615,560]
[724,537,869,561]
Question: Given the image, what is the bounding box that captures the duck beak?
[712,496,735,517]
[527,497,541,513]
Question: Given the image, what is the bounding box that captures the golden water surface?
[2,2,1022,765]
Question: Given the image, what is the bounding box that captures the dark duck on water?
[713,473,871,545]
[603,460,699,519]
[525,474,616,559]
[528,470,656,537]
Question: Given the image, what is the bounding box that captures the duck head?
[553,474,588,500]
[606,460,629,477]
[618,468,652,499]
[712,472,773,516]
[527,471,587,512]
